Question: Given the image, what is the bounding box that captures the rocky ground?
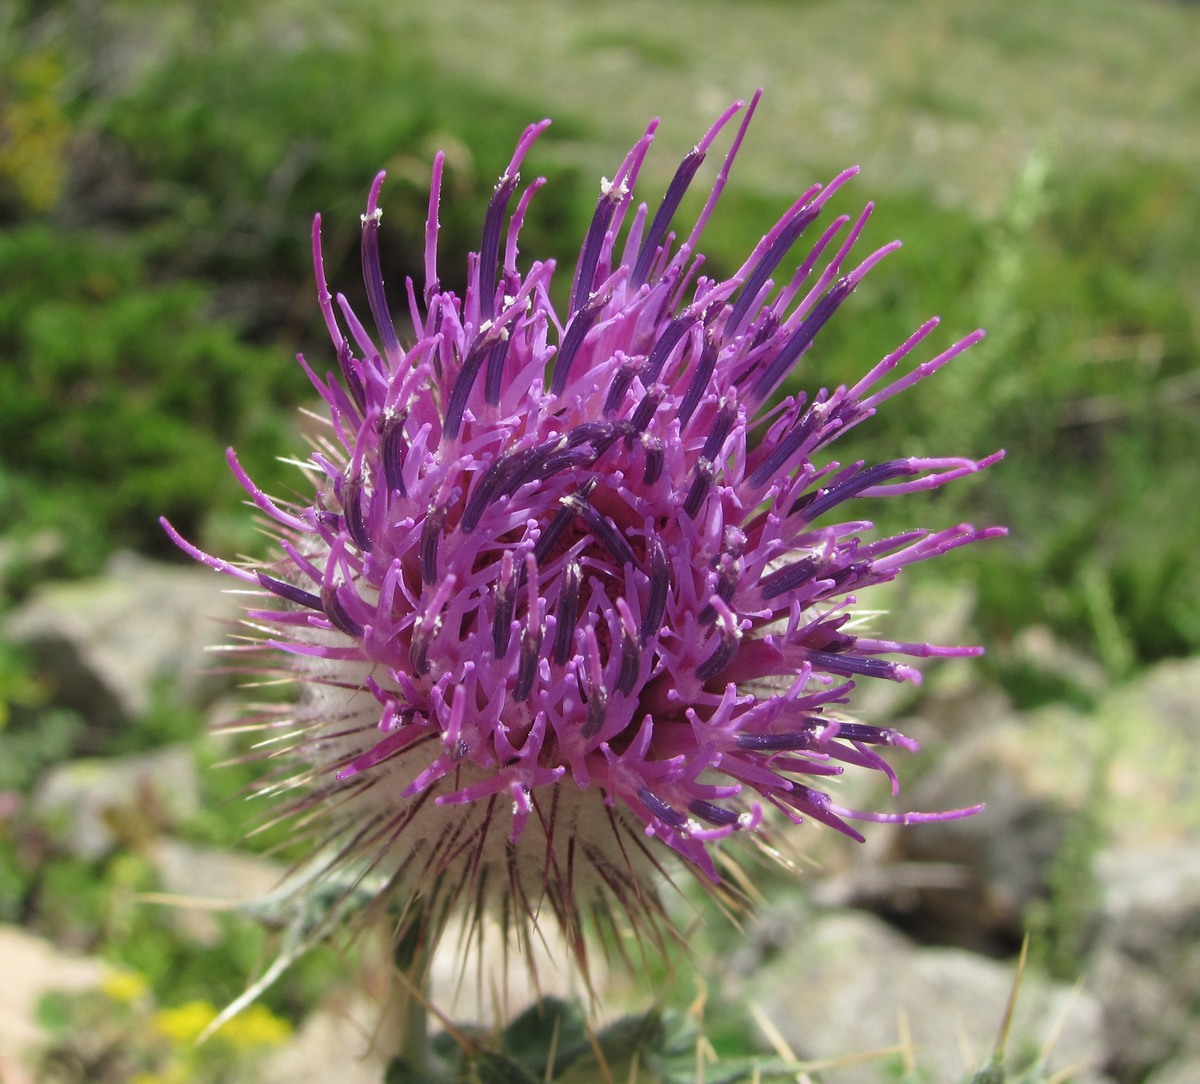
[2,555,1199,1082]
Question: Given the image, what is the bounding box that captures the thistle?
[164,91,1002,977]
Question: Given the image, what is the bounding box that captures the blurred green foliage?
[0,1,1198,1074]
[32,970,294,1083]
[0,224,301,574]
[2,0,1193,684]
[1,0,587,577]
[2,0,1196,683]
[780,151,1200,684]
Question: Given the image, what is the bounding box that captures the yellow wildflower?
[100,968,149,1004]
[218,1003,293,1049]
[153,1000,217,1044]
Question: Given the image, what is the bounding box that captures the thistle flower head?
[165,92,1003,964]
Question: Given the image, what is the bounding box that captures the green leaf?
[34,990,73,1036]
[593,1007,666,1059]
[474,1050,542,1084]
[500,996,589,1075]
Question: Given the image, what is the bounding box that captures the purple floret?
[164,90,1003,956]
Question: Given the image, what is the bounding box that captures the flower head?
[164,92,1002,965]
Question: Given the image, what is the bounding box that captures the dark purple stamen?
[379,412,408,496]
[746,401,823,490]
[688,799,741,827]
[443,336,490,440]
[553,560,581,665]
[824,560,871,593]
[792,459,918,522]
[551,292,609,397]
[677,331,719,429]
[698,563,740,626]
[514,628,540,701]
[257,572,323,612]
[734,729,823,752]
[749,277,856,404]
[576,503,636,568]
[508,432,596,502]
[749,309,781,352]
[479,174,520,323]
[643,313,695,384]
[640,535,670,642]
[337,338,368,415]
[531,479,597,567]
[570,184,622,315]
[833,722,897,743]
[322,583,364,638]
[532,444,603,485]
[501,441,562,497]
[805,650,905,681]
[725,202,823,338]
[682,460,714,519]
[409,622,432,676]
[461,455,514,534]
[631,146,707,286]
[639,788,688,831]
[758,556,822,600]
[603,358,643,415]
[420,505,445,584]
[344,478,372,553]
[616,624,640,696]
[628,389,663,435]
[641,438,664,486]
[492,555,517,657]
[681,404,734,520]
[532,504,577,568]
[700,402,735,462]
[360,203,401,362]
[482,337,511,407]
[582,684,607,738]
[696,620,739,682]
[565,420,618,451]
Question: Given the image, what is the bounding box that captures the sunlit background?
[2,1,1198,1081]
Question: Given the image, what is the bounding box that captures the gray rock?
[1008,624,1109,704]
[1089,841,1200,1080]
[0,924,107,1053]
[741,909,1109,1083]
[1146,1054,1200,1084]
[5,552,244,729]
[870,707,1091,953]
[32,744,199,859]
[259,994,389,1084]
[1098,657,1200,848]
[844,578,983,724]
[147,839,287,944]
[427,913,608,1028]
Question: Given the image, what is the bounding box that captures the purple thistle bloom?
[164,92,1003,961]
